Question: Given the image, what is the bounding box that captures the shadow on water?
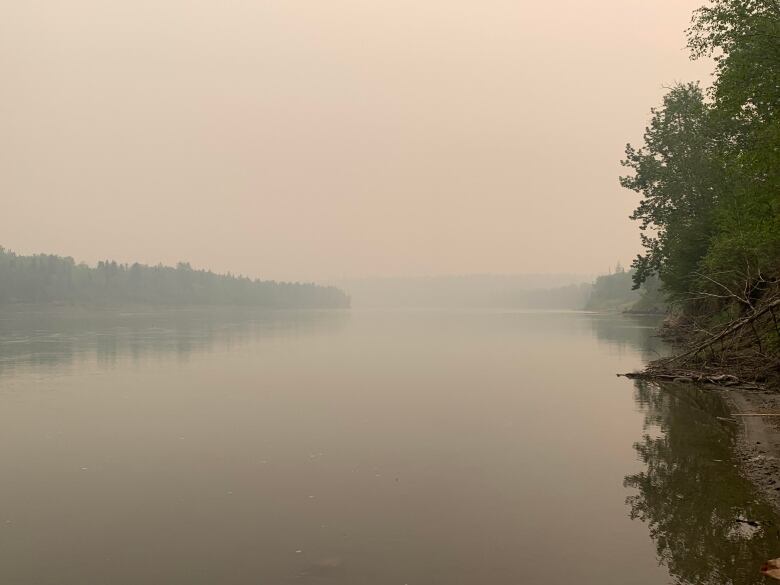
[0,306,348,379]
[625,380,780,584]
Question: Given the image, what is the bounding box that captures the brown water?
[0,308,777,584]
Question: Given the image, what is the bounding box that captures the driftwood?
[664,298,780,365]
[617,371,764,390]
[620,371,739,384]
[733,414,780,417]
[619,295,780,391]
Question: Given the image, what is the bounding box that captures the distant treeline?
[584,265,665,313]
[0,248,350,309]
[584,266,639,311]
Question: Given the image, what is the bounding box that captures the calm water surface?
[0,308,777,584]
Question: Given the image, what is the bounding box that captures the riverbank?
[622,371,780,514]
[619,302,780,515]
[726,388,780,514]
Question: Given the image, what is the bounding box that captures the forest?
[0,248,350,309]
[622,0,779,385]
[583,266,666,313]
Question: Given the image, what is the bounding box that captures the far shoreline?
[0,302,351,314]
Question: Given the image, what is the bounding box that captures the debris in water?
[762,558,780,579]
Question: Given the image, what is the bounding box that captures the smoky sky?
[1,1,712,282]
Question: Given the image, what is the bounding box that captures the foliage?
[584,264,640,311]
[583,263,667,312]
[622,0,780,308]
[621,83,725,296]
[0,248,350,309]
[628,274,668,314]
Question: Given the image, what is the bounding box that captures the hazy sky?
[1,1,712,282]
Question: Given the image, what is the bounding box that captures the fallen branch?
[617,371,764,390]
[733,414,780,417]
[663,298,780,365]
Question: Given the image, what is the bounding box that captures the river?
[0,308,777,584]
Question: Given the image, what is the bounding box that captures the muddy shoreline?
[725,388,780,513]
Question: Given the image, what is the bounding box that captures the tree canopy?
[622,0,779,307]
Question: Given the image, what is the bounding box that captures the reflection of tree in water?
[586,313,668,360]
[0,307,347,378]
[625,380,780,585]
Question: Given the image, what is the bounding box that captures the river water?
[0,308,777,584]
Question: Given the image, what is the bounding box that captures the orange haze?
[1,1,711,281]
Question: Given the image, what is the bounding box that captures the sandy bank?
[726,389,780,513]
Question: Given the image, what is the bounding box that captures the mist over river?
[0,308,777,584]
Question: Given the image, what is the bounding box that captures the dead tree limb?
[663,298,780,365]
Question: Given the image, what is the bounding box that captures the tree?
[688,0,780,295]
[621,83,725,296]
[623,0,779,306]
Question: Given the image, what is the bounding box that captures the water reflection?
[586,313,668,360]
[0,307,348,379]
[0,309,777,584]
[625,380,780,584]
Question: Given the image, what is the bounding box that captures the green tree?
[621,83,725,296]
[688,0,780,294]
[623,0,779,307]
